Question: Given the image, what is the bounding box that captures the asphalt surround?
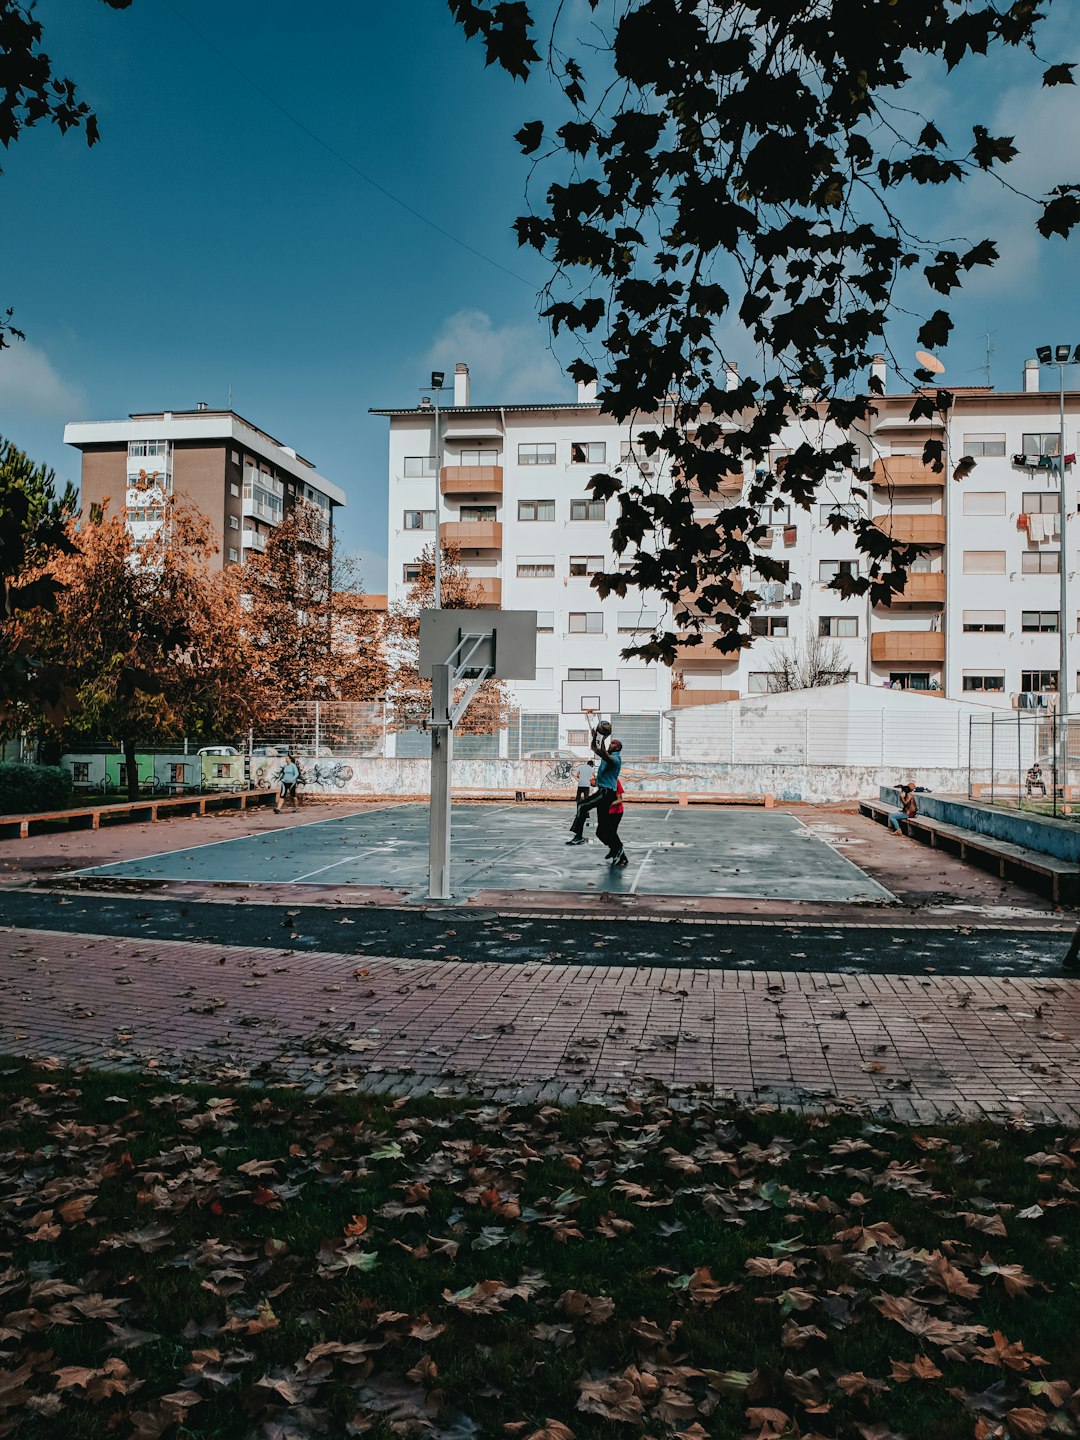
[0,888,1071,978]
[68,803,894,905]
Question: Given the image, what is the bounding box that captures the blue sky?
[0,0,1077,591]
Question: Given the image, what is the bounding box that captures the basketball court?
[69,802,894,903]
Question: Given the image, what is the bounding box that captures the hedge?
[0,763,74,814]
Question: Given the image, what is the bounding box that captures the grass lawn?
[0,1060,1078,1440]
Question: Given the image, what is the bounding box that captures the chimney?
[576,378,598,404]
[725,361,739,392]
[870,354,886,392]
[454,362,470,406]
[1024,358,1040,393]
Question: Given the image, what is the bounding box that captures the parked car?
[197,745,239,756]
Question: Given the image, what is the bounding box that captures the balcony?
[242,493,282,526]
[870,631,945,664]
[440,520,503,550]
[873,513,946,546]
[674,634,732,665]
[670,688,740,707]
[241,529,265,554]
[440,464,503,496]
[871,456,945,489]
[472,577,502,607]
[889,571,946,606]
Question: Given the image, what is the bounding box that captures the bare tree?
[764,628,852,694]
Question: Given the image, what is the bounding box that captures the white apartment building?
[375,357,1078,756]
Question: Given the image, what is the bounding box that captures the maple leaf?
[745,1405,793,1437]
[890,1355,942,1382]
[872,1293,988,1348]
[576,1373,646,1423]
[975,1332,1049,1373]
[780,1322,827,1349]
[1003,1408,1050,1438]
[745,1257,797,1278]
[559,1290,615,1325]
[978,1259,1038,1299]
[834,1222,902,1251]
[925,1252,982,1299]
[524,1424,574,1440]
[836,1371,889,1401]
[959,1211,1008,1237]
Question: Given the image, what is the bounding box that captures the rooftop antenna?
[981,331,996,388]
[227,383,234,411]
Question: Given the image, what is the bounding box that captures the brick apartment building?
[64,406,346,566]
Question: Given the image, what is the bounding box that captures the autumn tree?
[0,436,79,733]
[384,543,510,737]
[449,0,1079,660]
[242,500,386,705]
[36,502,266,799]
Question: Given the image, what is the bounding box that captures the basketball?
[598,720,612,735]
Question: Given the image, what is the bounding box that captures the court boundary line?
[66,804,398,878]
[788,811,896,903]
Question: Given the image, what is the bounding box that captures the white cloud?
[423,308,572,404]
[0,341,84,420]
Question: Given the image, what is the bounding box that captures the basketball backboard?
[418,609,538,680]
[561,678,621,715]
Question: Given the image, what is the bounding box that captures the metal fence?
[967,712,1080,818]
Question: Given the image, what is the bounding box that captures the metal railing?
[967,712,1080,818]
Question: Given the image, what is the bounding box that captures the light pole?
[420,371,452,608]
[1034,343,1079,779]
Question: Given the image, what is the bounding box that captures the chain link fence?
[967,712,1080,818]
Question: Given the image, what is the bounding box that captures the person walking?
[567,719,621,845]
[573,757,595,829]
[275,754,301,814]
[888,782,917,835]
[597,777,628,866]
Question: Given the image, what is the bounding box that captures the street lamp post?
[1034,343,1080,784]
[421,371,452,608]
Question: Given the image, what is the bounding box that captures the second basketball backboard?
[418,609,537,680]
[561,678,621,715]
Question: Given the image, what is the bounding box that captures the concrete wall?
[267,755,996,804]
[879,786,1080,861]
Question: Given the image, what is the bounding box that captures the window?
[230,482,240,498]
[819,503,859,524]
[963,550,1006,574]
[536,611,555,633]
[72,761,90,783]
[1022,551,1060,574]
[819,559,858,582]
[570,499,606,521]
[1022,432,1061,458]
[963,672,1005,692]
[567,729,590,746]
[570,441,606,464]
[404,509,435,530]
[459,449,499,466]
[227,547,239,562]
[618,609,659,632]
[458,504,497,523]
[963,491,1006,515]
[568,668,603,681]
[403,456,437,477]
[518,499,555,521]
[519,443,556,465]
[1022,491,1060,513]
[751,615,790,637]
[516,557,555,578]
[748,672,773,694]
[890,672,931,690]
[229,515,239,530]
[1022,670,1059,692]
[403,563,422,583]
[1022,611,1059,632]
[231,450,240,465]
[569,613,604,634]
[819,616,858,637]
[569,555,604,576]
[963,611,1005,632]
[767,503,793,524]
[127,440,166,458]
[962,434,1006,456]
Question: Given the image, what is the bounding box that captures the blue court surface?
[71,804,894,904]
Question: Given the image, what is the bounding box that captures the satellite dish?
[915,350,945,375]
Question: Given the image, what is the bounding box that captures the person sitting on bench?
[888,783,918,835]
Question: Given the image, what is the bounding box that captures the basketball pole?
[428,634,492,900]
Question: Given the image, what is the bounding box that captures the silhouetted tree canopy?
[449,0,1078,660]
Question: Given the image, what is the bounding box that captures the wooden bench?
[0,789,277,839]
[859,798,1078,903]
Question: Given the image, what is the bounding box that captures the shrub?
[0,763,74,813]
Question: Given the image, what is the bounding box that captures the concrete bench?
[0,789,276,839]
[859,798,1078,903]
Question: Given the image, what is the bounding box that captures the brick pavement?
[2,925,1079,1124]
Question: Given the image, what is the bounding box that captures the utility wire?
[158,0,536,289]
